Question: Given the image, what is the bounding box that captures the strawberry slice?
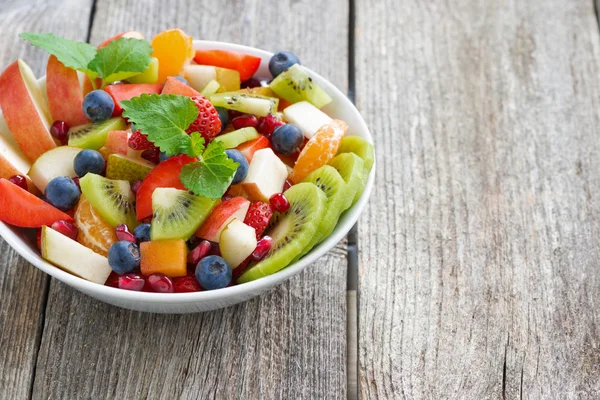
[161,76,200,97]
[0,179,74,227]
[104,83,163,116]
[186,95,222,142]
[243,201,273,239]
[235,136,271,162]
[193,50,261,82]
[135,154,196,220]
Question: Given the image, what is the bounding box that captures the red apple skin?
[46,55,88,126]
[0,154,39,194]
[195,197,251,242]
[0,60,56,162]
[98,31,144,49]
[161,76,200,97]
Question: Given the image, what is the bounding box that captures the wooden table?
[1,0,600,398]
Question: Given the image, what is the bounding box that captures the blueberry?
[74,149,105,177]
[173,76,189,85]
[45,177,80,211]
[269,51,300,78]
[225,149,249,184]
[133,223,151,243]
[271,123,304,155]
[83,90,114,122]
[195,255,232,290]
[215,106,230,132]
[108,241,141,274]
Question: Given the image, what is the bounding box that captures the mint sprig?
[20,32,152,88]
[121,94,238,199]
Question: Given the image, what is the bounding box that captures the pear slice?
[105,153,155,182]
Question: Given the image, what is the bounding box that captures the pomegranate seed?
[228,110,243,120]
[115,224,136,243]
[141,146,160,164]
[221,193,233,202]
[50,121,69,142]
[118,273,145,291]
[105,271,120,288]
[50,220,78,241]
[269,193,290,213]
[72,177,81,191]
[232,115,259,130]
[131,180,142,194]
[142,217,153,224]
[186,236,200,249]
[173,275,201,292]
[241,77,262,88]
[147,274,174,293]
[209,241,221,256]
[8,175,28,191]
[283,179,292,191]
[257,114,284,136]
[187,240,211,265]
[252,236,273,261]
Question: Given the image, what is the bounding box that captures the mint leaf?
[121,94,198,156]
[88,37,152,83]
[188,132,206,157]
[180,141,238,199]
[20,32,97,76]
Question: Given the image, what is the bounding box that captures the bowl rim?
[0,39,375,304]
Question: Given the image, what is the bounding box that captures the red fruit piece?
[51,220,78,241]
[186,95,222,142]
[232,256,251,281]
[135,154,196,220]
[116,224,136,243]
[72,177,81,191]
[104,271,120,287]
[104,83,162,116]
[131,180,142,194]
[173,275,201,292]
[50,121,70,142]
[235,136,271,162]
[283,179,292,191]
[128,130,153,150]
[147,274,174,293]
[193,49,261,82]
[270,193,290,213]
[257,114,284,136]
[243,201,273,239]
[8,175,28,191]
[252,235,273,261]
[141,146,160,164]
[0,179,73,227]
[161,76,200,97]
[118,273,146,291]
[187,239,212,265]
[232,115,259,130]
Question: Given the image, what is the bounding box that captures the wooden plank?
[31,1,350,398]
[356,0,600,398]
[0,1,93,398]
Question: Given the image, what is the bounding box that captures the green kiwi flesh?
[150,188,218,241]
[328,153,367,206]
[237,182,327,283]
[213,127,259,149]
[79,173,138,228]
[68,117,127,150]
[337,136,374,172]
[209,92,278,117]
[269,64,332,109]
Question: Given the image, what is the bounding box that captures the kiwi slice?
[295,165,350,259]
[151,188,218,241]
[214,127,259,149]
[209,92,279,117]
[337,136,374,172]
[200,79,221,96]
[68,117,126,150]
[269,64,332,109]
[237,182,327,284]
[328,153,367,206]
[79,173,138,228]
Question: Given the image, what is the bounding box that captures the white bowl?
[0,40,375,313]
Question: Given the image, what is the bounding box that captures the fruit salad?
[0,29,374,293]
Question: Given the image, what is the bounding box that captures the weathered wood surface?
[0,1,93,399]
[356,0,600,398]
[26,0,350,399]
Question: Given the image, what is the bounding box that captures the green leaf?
[20,32,97,75]
[121,94,198,156]
[88,37,153,84]
[187,132,206,158]
[180,141,239,199]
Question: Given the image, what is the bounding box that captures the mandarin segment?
[140,239,187,277]
[289,119,347,183]
[74,196,118,257]
[151,29,194,83]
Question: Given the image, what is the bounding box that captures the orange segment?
[140,239,187,277]
[151,29,194,83]
[74,196,118,257]
[290,119,347,183]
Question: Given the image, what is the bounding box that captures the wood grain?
[356,0,600,398]
[30,0,350,399]
[0,1,93,398]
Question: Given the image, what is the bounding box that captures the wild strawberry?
[243,201,273,239]
[186,95,222,142]
[257,114,284,137]
[128,130,153,150]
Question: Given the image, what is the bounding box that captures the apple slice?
[28,146,82,192]
[242,148,288,202]
[283,101,333,140]
[219,219,257,268]
[41,225,112,284]
[0,59,56,162]
[0,111,38,192]
[46,55,88,126]
[235,136,271,162]
[183,65,240,93]
[195,196,250,242]
[161,76,200,97]
[98,31,145,49]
